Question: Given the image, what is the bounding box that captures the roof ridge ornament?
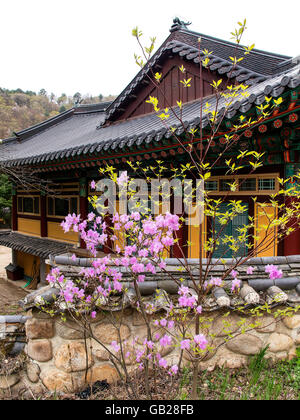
[170,17,192,32]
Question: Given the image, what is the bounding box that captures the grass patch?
[1,348,300,400]
[197,349,300,400]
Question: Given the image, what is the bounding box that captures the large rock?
[239,285,260,305]
[226,333,263,355]
[25,318,54,340]
[30,308,53,320]
[217,354,248,369]
[54,341,93,373]
[20,286,60,310]
[86,364,119,384]
[94,348,111,362]
[254,316,276,333]
[0,373,20,389]
[27,339,52,362]
[136,325,166,345]
[41,368,85,393]
[92,323,131,344]
[295,334,300,345]
[282,315,300,330]
[211,315,240,337]
[132,311,150,326]
[56,319,87,340]
[26,361,41,383]
[266,333,294,353]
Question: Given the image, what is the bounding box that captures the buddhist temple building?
[0,19,299,287]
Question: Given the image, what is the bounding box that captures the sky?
[0,0,299,98]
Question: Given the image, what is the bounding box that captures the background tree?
[73,91,82,105]
[0,174,11,225]
[38,88,47,96]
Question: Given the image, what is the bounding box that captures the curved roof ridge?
[1,66,299,168]
[178,28,292,61]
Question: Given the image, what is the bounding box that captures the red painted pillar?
[171,193,188,258]
[79,178,88,249]
[40,194,47,237]
[12,195,18,231]
[284,196,300,256]
[283,164,300,256]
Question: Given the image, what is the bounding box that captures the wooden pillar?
[11,183,18,231]
[40,193,47,237]
[12,249,17,266]
[79,177,88,249]
[40,259,47,285]
[283,163,300,256]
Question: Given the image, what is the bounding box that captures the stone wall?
[2,307,300,395]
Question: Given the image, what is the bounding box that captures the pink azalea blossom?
[158,358,168,369]
[180,339,191,350]
[159,334,172,347]
[158,260,167,270]
[111,341,120,352]
[247,266,254,275]
[168,320,174,329]
[143,220,158,236]
[169,365,178,375]
[131,263,145,273]
[194,334,208,350]
[178,286,189,296]
[231,279,241,292]
[130,212,141,221]
[209,277,223,287]
[265,264,283,280]
[117,171,129,186]
[160,318,167,327]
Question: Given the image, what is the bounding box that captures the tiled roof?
[19,254,300,312]
[0,22,299,169]
[104,27,296,123]
[0,232,72,259]
[1,64,299,168]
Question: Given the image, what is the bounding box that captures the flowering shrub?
[42,19,300,399]
[45,205,291,392]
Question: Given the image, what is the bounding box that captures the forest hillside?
[0,88,116,139]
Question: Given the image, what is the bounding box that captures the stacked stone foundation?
[1,307,300,396]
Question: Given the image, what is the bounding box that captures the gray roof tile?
[0,232,72,259]
[0,64,299,167]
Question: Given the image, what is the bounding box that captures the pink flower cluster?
[48,210,182,312]
[112,336,179,376]
[265,264,283,280]
[180,334,208,351]
[178,285,197,308]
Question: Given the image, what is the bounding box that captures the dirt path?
[0,245,11,278]
[0,278,27,315]
[0,246,27,315]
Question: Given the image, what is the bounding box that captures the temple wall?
[47,221,79,244]
[1,307,300,396]
[16,251,40,281]
[17,218,40,237]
